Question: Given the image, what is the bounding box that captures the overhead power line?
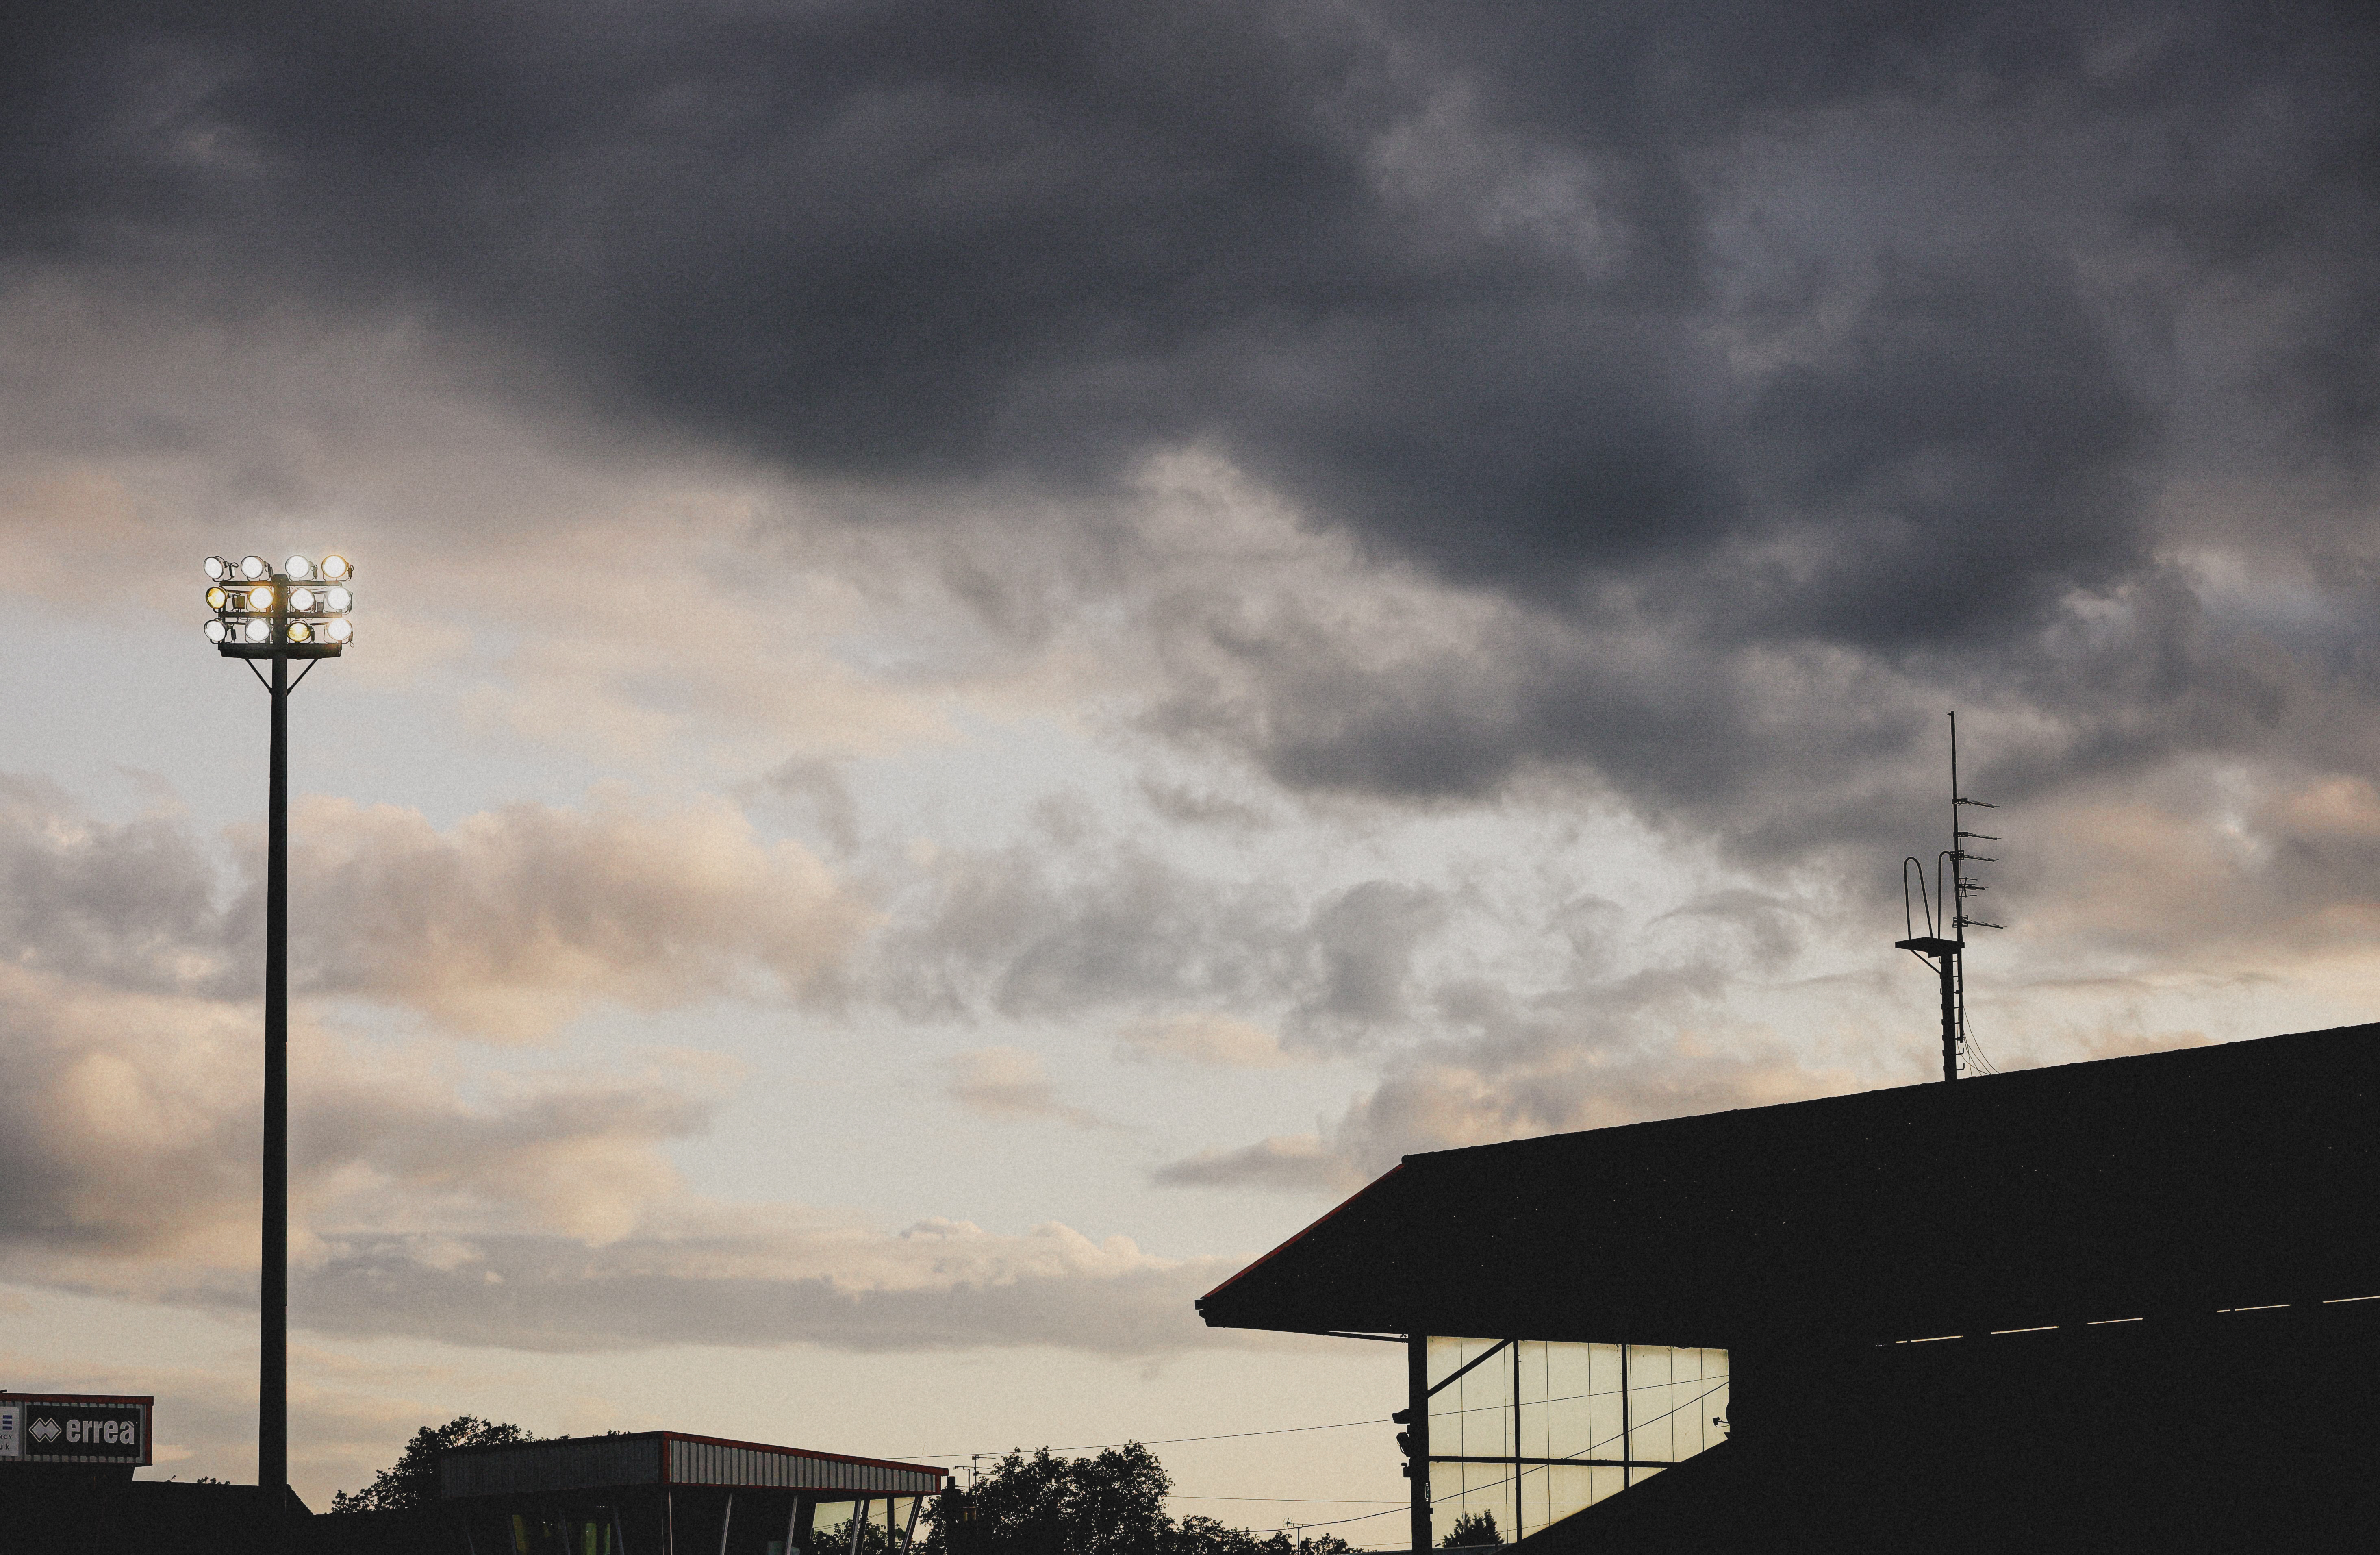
[905,1369,1731,1464]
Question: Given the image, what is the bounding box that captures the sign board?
[0,1394,152,1467]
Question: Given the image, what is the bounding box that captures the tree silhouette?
[919,1445,1355,1555]
[328,1416,541,1514]
[1440,1509,1502,1548]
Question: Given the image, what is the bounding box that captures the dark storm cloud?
[10,0,2378,813]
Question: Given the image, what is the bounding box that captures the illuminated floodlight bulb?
[204,619,230,643]
[248,584,274,611]
[286,555,313,580]
[324,585,351,612]
[204,555,230,581]
[319,554,351,581]
[325,617,353,644]
[243,617,271,643]
[290,587,316,611]
[206,585,230,610]
[287,620,312,643]
[240,555,269,581]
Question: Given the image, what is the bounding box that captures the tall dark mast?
[1898,713,1998,1080]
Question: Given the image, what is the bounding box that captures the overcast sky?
[5,0,2378,1526]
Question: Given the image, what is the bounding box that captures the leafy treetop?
[329,1416,542,1514]
[919,1444,1357,1555]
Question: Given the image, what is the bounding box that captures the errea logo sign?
[0,1395,151,1465]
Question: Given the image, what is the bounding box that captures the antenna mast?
[1896,711,2000,1080]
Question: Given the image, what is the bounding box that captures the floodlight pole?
[206,559,349,1522]
[261,589,290,1508]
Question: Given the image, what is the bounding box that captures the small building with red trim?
[438,1431,946,1555]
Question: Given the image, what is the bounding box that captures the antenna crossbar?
[1898,711,2005,1083]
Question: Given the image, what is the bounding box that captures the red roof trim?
[0,1392,154,1406]
[1197,1163,1405,1307]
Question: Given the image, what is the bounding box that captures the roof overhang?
[1196,1024,2380,1348]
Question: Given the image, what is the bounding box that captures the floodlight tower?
[201,551,353,1510]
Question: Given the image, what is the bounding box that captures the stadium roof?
[1196,1024,2380,1348]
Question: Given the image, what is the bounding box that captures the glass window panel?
[1438,1459,1511,1546]
[1423,1337,1729,1538]
[1531,1464,1597,1527]
[1427,1336,1513,1464]
[1629,1344,1674,1465]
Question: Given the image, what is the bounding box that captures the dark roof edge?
[1392,1023,2380,1168]
[1195,1163,1407,1317]
[446,1432,945,1479]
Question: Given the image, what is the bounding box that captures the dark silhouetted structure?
[433,1431,945,1555]
[1198,1023,2380,1551]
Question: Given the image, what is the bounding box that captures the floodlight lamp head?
[286,555,313,580]
[243,618,271,643]
[240,555,269,581]
[319,554,351,581]
[324,586,351,612]
[290,587,316,611]
[248,584,275,611]
[204,619,230,644]
[287,620,312,643]
[204,555,230,581]
[325,617,353,644]
[206,586,230,610]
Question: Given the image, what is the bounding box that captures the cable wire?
[1236,1375,1733,1539]
[906,1368,1726,1465]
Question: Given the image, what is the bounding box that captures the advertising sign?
[0,1395,151,1466]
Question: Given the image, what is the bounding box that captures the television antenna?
[1896,711,2000,1081]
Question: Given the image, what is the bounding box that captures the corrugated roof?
[442,1433,947,1499]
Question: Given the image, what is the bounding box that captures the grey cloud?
[284,794,868,1039]
[0,776,869,1040]
[11,0,2380,956]
[0,773,237,997]
[0,948,1243,1357]
[0,965,708,1267]
[17,0,2365,650]
[1648,890,1813,968]
[878,833,1457,1048]
[1163,977,1863,1192]
[758,758,862,857]
[285,1225,1244,1356]
[875,841,1290,1022]
[1150,1135,1352,1194]
[1285,880,1445,1047]
[1730,253,2151,648]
